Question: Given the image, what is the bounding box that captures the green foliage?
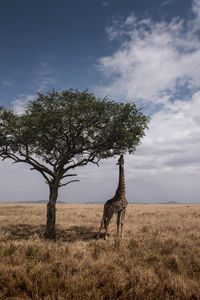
[0,89,149,186]
[0,106,17,154]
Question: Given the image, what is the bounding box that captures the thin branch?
[59,179,80,188]
[62,173,77,179]
[65,159,88,171]
[64,154,101,171]
[29,166,51,185]
[2,153,22,163]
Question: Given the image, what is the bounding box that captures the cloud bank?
[98,2,200,104]
[95,0,200,203]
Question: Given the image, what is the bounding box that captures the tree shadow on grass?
[1,224,45,240]
[1,224,98,242]
[57,225,98,242]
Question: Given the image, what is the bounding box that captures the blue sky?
[0,0,200,203]
[0,0,192,107]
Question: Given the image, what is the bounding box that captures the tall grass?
[0,203,200,299]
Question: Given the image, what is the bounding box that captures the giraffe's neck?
[115,163,126,198]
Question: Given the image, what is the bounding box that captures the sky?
[0,0,200,204]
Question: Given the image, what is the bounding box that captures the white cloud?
[12,95,35,114]
[128,91,200,176]
[97,1,200,104]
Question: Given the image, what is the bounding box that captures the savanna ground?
[0,203,200,300]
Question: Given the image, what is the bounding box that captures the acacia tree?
[0,89,149,240]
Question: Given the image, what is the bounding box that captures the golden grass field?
[0,203,200,299]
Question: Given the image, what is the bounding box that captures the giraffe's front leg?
[117,211,121,237]
[120,209,126,238]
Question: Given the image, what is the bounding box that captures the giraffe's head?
[116,155,124,165]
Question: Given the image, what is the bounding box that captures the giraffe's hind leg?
[120,209,126,238]
[104,215,113,240]
[98,204,114,240]
[104,218,109,240]
[117,211,121,237]
[97,218,104,239]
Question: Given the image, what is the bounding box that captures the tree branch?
[59,179,80,187]
[18,147,55,177]
[62,173,77,179]
[2,152,52,185]
[64,153,100,172]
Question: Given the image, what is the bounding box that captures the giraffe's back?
[105,197,128,214]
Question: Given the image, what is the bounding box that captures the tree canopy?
[0,89,149,239]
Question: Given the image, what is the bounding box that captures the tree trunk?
[44,184,59,240]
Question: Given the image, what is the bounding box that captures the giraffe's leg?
[104,206,113,240]
[97,218,104,239]
[104,218,109,240]
[120,209,126,238]
[104,216,112,240]
[117,211,121,237]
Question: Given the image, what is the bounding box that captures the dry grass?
[0,203,200,299]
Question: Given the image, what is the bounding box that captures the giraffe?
[97,155,128,240]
